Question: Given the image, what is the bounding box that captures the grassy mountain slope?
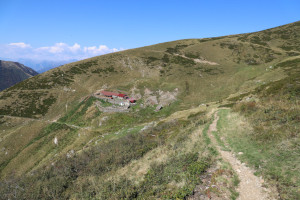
[0,60,38,91]
[0,21,299,199]
[223,55,300,199]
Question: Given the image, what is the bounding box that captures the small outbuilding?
[100,91,119,97]
[100,90,135,103]
[128,98,136,103]
[117,93,129,99]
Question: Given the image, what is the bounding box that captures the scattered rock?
[144,88,153,96]
[54,137,58,145]
[158,91,177,106]
[155,104,163,111]
[145,95,158,105]
[238,152,243,155]
[132,93,142,100]
[63,86,71,92]
[142,88,178,107]
[66,149,75,158]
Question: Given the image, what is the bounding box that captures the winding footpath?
[208,112,274,200]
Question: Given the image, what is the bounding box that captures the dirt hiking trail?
[208,112,275,200]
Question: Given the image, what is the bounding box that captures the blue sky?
[0,0,299,61]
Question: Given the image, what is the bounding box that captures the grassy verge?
[212,111,230,151]
[217,109,299,200]
[202,117,219,156]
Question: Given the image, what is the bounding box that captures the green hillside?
[0,21,299,199]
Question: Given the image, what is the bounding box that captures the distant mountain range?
[0,60,38,91]
[0,58,77,73]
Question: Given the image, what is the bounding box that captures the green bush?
[171,55,195,66]
[166,44,188,54]
[0,93,56,118]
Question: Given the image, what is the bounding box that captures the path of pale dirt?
[208,112,274,200]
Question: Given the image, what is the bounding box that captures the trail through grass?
[217,109,299,200]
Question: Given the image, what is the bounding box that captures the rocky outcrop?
[143,88,179,107]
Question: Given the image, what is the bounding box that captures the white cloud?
[83,45,112,55]
[0,42,122,61]
[69,43,81,52]
[37,43,71,54]
[8,42,31,48]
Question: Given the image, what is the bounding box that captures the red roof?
[117,94,127,98]
[100,91,119,96]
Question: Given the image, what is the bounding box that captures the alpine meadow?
[0,21,299,200]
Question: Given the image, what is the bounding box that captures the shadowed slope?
[0,60,38,91]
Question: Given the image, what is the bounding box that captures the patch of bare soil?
[174,54,219,65]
